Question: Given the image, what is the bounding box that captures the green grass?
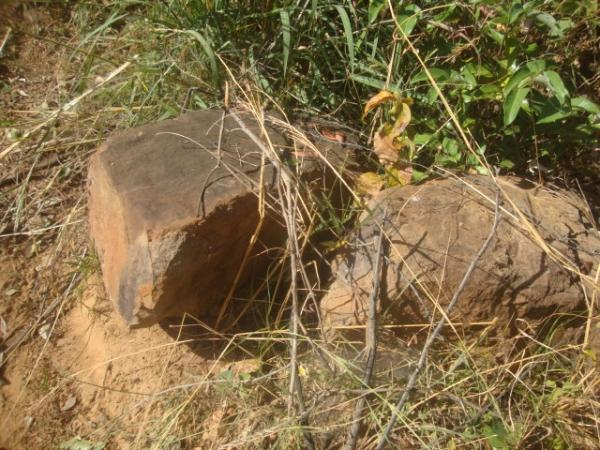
[58,1,599,448]
[2,0,598,448]
[73,0,599,176]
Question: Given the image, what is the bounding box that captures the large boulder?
[320,176,600,336]
[88,109,350,327]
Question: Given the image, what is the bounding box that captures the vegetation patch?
[0,1,598,449]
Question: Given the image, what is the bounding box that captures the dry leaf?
[387,166,413,187]
[229,358,261,375]
[201,406,226,444]
[320,128,346,143]
[363,90,397,118]
[38,323,51,340]
[24,416,34,430]
[0,316,7,340]
[357,172,384,197]
[373,102,413,166]
[61,395,77,412]
[373,129,399,165]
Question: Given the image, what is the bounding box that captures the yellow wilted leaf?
[392,101,412,135]
[357,171,384,197]
[386,166,413,187]
[322,239,349,253]
[299,364,309,377]
[373,126,399,165]
[373,102,413,166]
[363,90,398,119]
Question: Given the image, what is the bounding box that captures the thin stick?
[213,109,268,330]
[583,264,600,349]
[281,167,315,450]
[197,108,226,217]
[0,27,11,56]
[345,214,386,450]
[228,107,319,447]
[375,191,501,450]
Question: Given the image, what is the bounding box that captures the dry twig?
[197,108,226,217]
[345,213,386,450]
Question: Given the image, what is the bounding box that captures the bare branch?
[345,211,387,450]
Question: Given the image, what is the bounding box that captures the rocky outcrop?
[320,176,600,336]
[88,109,350,327]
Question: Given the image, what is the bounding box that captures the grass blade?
[350,74,388,90]
[334,5,355,73]
[186,30,220,87]
[280,9,291,78]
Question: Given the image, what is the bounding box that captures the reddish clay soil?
[0,4,216,449]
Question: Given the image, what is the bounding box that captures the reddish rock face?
[89,109,353,327]
[88,110,290,327]
[321,176,600,337]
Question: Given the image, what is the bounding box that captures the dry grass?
[0,2,598,450]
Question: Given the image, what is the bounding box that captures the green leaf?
[485,24,505,45]
[280,10,291,77]
[411,169,429,183]
[473,64,493,78]
[350,74,388,90]
[410,68,450,84]
[368,0,385,24]
[503,87,530,126]
[543,71,569,105]
[414,133,433,146]
[426,86,439,104]
[508,3,524,24]
[536,97,571,124]
[396,14,418,38]
[572,96,600,114]
[503,67,532,96]
[483,423,511,449]
[504,60,545,96]
[474,165,489,175]
[476,84,500,100]
[534,12,561,36]
[441,137,460,162]
[537,108,571,124]
[499,159,515,170]
[557,18,574,35]
[335,5,355,72]
[526,60,546,73]
[186,30,220,86]
[460,65,477,89]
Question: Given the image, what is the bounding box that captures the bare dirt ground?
[0,4,221,449]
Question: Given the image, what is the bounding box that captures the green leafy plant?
[82,0,598,176]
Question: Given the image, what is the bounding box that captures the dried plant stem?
[0,27,11,56]
[0,61,130,162]
[197,108,226,218]
[345,217,386,450]
[213,108,268,330]
[280,165,315,449]
[375,191,501,450]
[227,108,315,448]
[583,264,600,349]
